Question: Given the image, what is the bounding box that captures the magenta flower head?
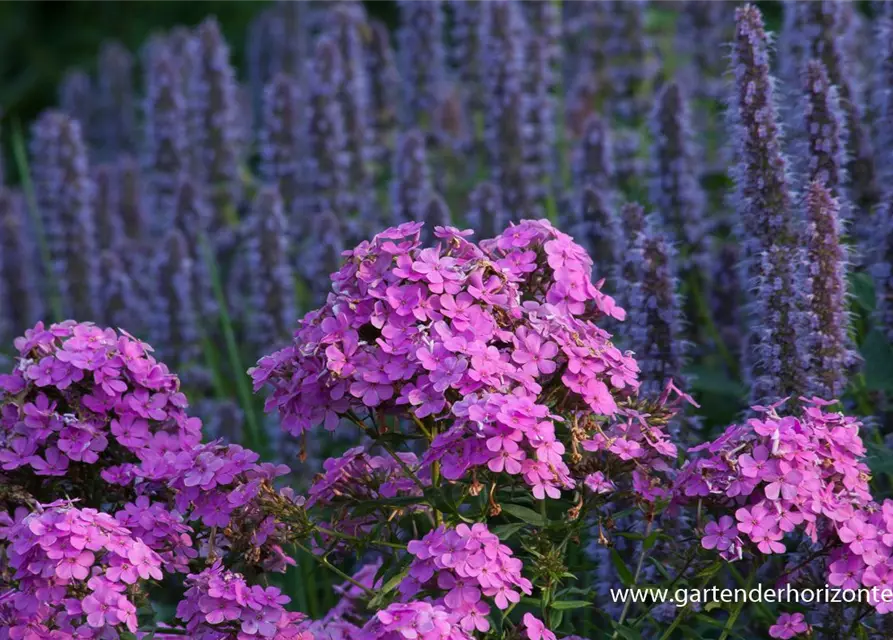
[253,220,638,501]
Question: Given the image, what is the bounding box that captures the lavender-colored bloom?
[801,181,852,400]
[365,19,400,169]
[188,18,242,227]
[616,201,647,312]
[614,128,644,201]
[523,1,562,86]
[116,155,146,243]
[98,250,142,332]
[480,0,532,220]
[627,216,688,400]
[391,130,431,225]
[874,10,893,182]
[801,60,847,194]
[326,3,373,215]
[564,68,599,140]
[302,210,346,304]
[523,33,555,214]
[605,0,652,126]
[450,1,483,116]
[711,240,743,360]
[0,190,43,340]
[676,2,733,104]
[95,41,137,158]
[732,5,808,405]
[790,2,880,215]
[142,43,188,237]
[30,111,99,322]
[260,73,303,224]
[151,229,200,367]
[58,70,94,148]
[570,185,621,288]
[171,178,216,320]
[167,26,197,97]
[572,114,614,195]
[278,0,315,79]
[245,186,297,354]
[304,35,350,225]
[465,181,505,240]
[649,81,709,275]
[421,194,452,244]
[398,1,446,128]
[561,2,609,98]
[246,7,285,122]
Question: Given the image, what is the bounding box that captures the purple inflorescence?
[572,114,614,195]
[304,35,350,226]
[366,19,400,171]
[245,185,297,355]
[790,2,880,215]
[398,1,446,129]
[142,42,189,237]
[92,164,122,253]
[616,201,647,312]
[605,0,652,126]
[170,178,216,321]
[523,32,556,214]
[874,8,893,183]
[325,2,373,221]
[58,69,95,148]
[96,41,137,158]
[151,229,201,368]
[627,216,686,397]
[450,0,483,117]
[480,0,532,221]
[800,181,852,400]
[649,81,710,275]
[391,129,432,226]
[259,73,303,229]
[421,193,453,244]
[188,18,242,226]
[0,190,43,342]
[799,59,848,201]
[676,1,733,104]
[465,181,505,241]
[731,5,808,406]
[570,185,622,291]
[30,111,99,322]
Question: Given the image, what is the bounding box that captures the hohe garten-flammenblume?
[2,219,891,639]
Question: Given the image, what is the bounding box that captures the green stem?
[317,526,408,550]
[293,541,374,596]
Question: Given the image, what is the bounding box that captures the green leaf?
[643,530,661,551]
[610,623,643,640]
[500,503,546,527]
[610,550,635,586]
[862,329,893,392]
[490,522,526,540]
[550,600,593,610]
[850,272,876,312]
[694,560,723,580]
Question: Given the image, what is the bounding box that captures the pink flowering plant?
[2,221,892,639]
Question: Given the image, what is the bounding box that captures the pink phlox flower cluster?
[358,602,472,640]
[674,401,871,567]
[1,502,163,636]
[252,221,638,501]
[176,562,311,639]
[401,524,533,632]
[522,613,558,640]
[0,321,202,479]
[768,612,810,639]
[114,496,197,573]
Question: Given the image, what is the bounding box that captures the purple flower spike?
[245,186,297,355]
[96,41,137,158]
[391,130,432,226]
[0,190,43,341]
[58,69,95,149]
[30,111,99,322]
[649,81,710,275]
[421,194,452,244]
[398,1,446,129]
[481,0,532,220]
[450,1,483,117]
[801,181,853,400]
[188,18,242,228]
[151,229,200,368]
[304,35,350,226]
[466,181,505,241]
[143,42,188,237]
[800,60,847,202]
[789,2,879,215]
[570,185,622,289]
[260,73,303,229]
[366,19,400,171]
